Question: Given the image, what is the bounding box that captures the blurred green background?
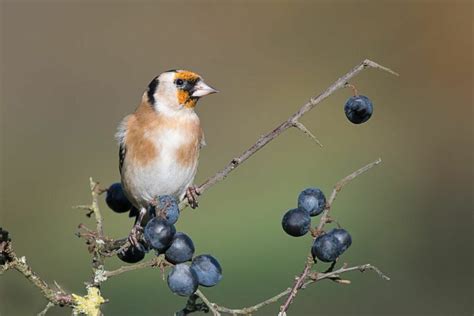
[1,1,472,315]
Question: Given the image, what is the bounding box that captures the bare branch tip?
[362,59,399,77]
[37,302,54,316]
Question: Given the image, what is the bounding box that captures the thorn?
[292,121,323,147]
[334,278,351,285]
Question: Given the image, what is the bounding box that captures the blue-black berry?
[144,218,176,252]
[128,206,139,218]
[191,254,222,287]
[0,228,9,243]
[311,233,341,262]
[0,254,7,265]
[298,188,326,216]
[282,208,311,237]
[167,264,199,296]
[117,244,146,263]
[344,95,373,124]
[165,232,195,264]
[328,228,352,253]
[106,183,132,213]
[149,195,180,225]
[0,228,10,265]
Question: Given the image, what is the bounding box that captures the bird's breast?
[122,111,202,207]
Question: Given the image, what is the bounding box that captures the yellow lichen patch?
[72,287,105,316]
[175,70,200,82]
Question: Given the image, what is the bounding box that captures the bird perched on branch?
[116,70,218,245]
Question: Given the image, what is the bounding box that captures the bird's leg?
[186,186,201,209]
[128,207,147,248]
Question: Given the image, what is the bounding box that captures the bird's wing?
[116,115,130,175]
[200,128,207,148]
[119,143,126,175]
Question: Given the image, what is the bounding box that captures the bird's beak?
[191,80,219,98]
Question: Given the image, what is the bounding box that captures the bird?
[116,69,218,245]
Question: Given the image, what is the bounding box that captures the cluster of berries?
[282,188,352,262]
[106,183,222,296]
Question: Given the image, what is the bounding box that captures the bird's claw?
[186,186,201,209]
[128,224,143,248]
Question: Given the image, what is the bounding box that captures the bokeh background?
[0,1,472,315]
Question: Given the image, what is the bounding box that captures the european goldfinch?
[116,70,217,245]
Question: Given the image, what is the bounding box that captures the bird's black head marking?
[147,76,160,105]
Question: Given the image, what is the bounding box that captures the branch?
[73,178,105,237]
[1,59,396,315]
[192,159,386,315]
[195,263,389,315]
[0,239,75,307]
[317,158,382,231]
[280,158,382,313]
[196,59,397,199]
[172,60,394,314]
[175,294,210,316]
[110,59,396,248]
[89,178,105,239]
[37,302,55,316]
[278,261,313,314]
[103,256,166,279]
[195,289,221,316]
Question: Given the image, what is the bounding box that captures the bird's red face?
[145,70,218,111]
[174,71,218,108]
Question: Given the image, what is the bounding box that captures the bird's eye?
[176,79,184,86]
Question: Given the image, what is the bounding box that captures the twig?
[175,294,210,316]
[345,83,359,96]
[279,262,312,313]
[103,256,165,279]
[195,263,389,315]
[89,178,105,239]
[113,59,395,246]
[191,160,386,316]
[195,289,221,316]
[75,178,109,279]
[318,158,382,231]
[37,302,54,316]
[196,59,396,199]
[214,290,290,315]
[279,158,382,314]
[292,121,323,147]
[2,244,74,307]
[2,59,396,315]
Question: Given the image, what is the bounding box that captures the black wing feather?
[119,143,126,175]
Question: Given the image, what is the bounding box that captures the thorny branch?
[103,256,167,279]
[38,302,55,316]
[194,263,389,316]
[279,158,382,314]
[0,240,75,308]
[195,59,397,198]
[189,159,388,316]
[0,59,397,315]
